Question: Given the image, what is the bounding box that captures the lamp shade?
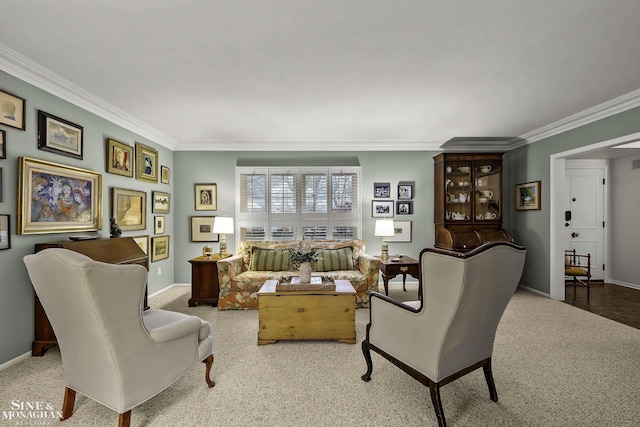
[374,219,395,237]
[213,217,234,235]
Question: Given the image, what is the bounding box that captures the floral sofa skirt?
[217,240,380,310]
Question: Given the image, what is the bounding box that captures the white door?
[564,161,606,280]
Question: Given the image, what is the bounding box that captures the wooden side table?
[188,254,230,307]
[375,255,420,296]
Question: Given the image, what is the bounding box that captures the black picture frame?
[396,200,413,215]
[397,181,414,200]
[372,200,394,218]
[0,214,10,250]
[37,110,83,159]
[0,129,6,159]
[373,182,390,198]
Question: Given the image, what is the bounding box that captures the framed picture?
[396,200,413,215]
[161,166,170,184]
[135,142,158,183]
[0,88,26,130]
[387,220,412,243]
[0,167,3,203]
[132,234,149,255]
[372,200,394,218]
[190,216,219,242]
[397,181,414,200]
[0,214,10,250]
[111,187,146,231]
[0,129,6,159]
[18,157,102,234]
[151,235,170,262]
[154,216,165,234]
[37,111,83,159]
[106,138,134,177]
[152,191,171,214]
[195,183,217,211]
[373,182,390,198]
[516,181,541,211]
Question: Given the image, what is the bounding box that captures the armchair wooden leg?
[118,410,131,427]
[428,381,446,427]
[482,358,499,402]
[60,387,76,421]
[361,340,373,382]
[203,354,215,388]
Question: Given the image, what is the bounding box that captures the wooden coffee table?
[257,279,356,345]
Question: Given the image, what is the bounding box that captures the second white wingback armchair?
[24,249,215,427]
[361,242,526,427]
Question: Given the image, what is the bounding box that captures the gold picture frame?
[18,157,102,234]
[161,165,170,184]
[111,187,146,231]
[151,235,170,262]
[515,181,541,211]
[154,215,165,234]
[194,183,217,211]
[152,191,170,214]
[0,88,26,130]
[106,138,134,177]
[135,142,158,183]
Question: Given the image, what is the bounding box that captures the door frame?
[549,131,640,300]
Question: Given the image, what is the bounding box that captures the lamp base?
[219,235,228,257]
[381,241,389,261]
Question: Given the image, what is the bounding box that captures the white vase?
[299,262,312,283]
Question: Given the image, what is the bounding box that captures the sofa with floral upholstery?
[217,240,380,310]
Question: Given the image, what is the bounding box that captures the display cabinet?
[434,153,513,251]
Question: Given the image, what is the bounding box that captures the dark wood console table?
[32,237,148,356]
[374,255,420,296]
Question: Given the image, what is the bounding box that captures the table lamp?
[213,217,234,257]
[374,219,395,261]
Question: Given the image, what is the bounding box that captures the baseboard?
[610,280,640,291]
[517,284,551,298]
[0,351,31,372]
[148,283,190,300]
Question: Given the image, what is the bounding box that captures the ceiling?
[2,0,640,153]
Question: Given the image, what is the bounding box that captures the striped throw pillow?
[314,247,354,272]
[250,248,290,271]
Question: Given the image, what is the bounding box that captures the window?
[237,167,361,241]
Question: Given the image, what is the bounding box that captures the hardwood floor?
[563,282,640,329]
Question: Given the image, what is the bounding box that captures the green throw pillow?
[314,247,354,272]
[250,248,290,271]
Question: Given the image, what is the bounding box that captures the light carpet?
[1,284,639,426]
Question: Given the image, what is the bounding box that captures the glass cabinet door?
[474,162,501,221]
[445,161,472,222]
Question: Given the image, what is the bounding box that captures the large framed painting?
[135,142,158,183]
[111,187,146,231]
[18,157,102,234]
[37,110,83,159]
[151,235,170,262]
[0,88,26,130]
[106,138,134,177]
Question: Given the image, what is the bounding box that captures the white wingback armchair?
[24,249,215,427]
[361,242,526,427]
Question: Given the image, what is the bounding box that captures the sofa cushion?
[314,247,354,272]
[250,247,290,271]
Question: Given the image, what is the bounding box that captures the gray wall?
[505,106,640,293]
[610,155,640,286]
[0,72,174,364]
[173,151,437,282]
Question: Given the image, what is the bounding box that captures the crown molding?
[516,88,640,148]
[0,43,177,150]
[175,140,442,151]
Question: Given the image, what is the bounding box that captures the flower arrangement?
[288,242,321,267]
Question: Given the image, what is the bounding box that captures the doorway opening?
[549,130,640,300]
